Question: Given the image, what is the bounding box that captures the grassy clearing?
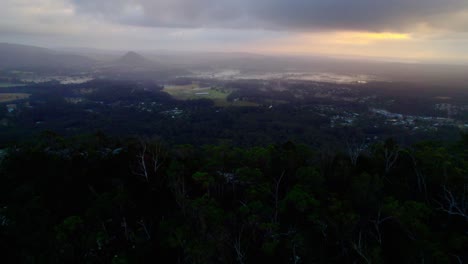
[163,84,259,107]
[0,83,26,88]
[0,93,31,103]
[164,84,227,103]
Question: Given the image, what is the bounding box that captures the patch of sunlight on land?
[0,83,27,88]
[163,84,258,107]
[0,93,31,103]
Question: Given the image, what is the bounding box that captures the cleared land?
[0,83,26,88]
[163,84,226,100]
[0,93,31,103]
[163,84,257,107]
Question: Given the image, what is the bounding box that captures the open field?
[164,84,226,106]
[0,83,26,88]
[163,84,258,107]
[0,93,31,103]
[163,84,225,100]
[163,84,259,107]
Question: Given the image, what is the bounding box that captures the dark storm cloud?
[71,0,468,32]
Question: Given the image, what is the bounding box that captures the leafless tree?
[369,207,418,243]
[134,139,165,183]
[352,231,372,264]
[370,209,394,245]
[438,185,468,221]
[150,142,164,175]
[346,140,367,166]
[292,242,301,264]
[135,141,149,182]
[137,218,152,240]
[383,145,400,176]
[232,225,246,264]
[288,230,302,264]
[450,254,463,264]
[272,170,286,226]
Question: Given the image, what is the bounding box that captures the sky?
[1,0,468,63]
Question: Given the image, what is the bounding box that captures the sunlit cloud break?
[352,32,410,40]
[0,0,467,63]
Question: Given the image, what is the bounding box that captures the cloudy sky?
[1,0,468,63]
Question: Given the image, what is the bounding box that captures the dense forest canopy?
[0,132,466,263]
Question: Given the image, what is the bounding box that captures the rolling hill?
[0,43,95,71]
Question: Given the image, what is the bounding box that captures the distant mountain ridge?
[0,43,95,71]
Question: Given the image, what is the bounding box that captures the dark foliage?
[0,133,467,263]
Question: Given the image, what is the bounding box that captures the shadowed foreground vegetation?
[0,133,467,263]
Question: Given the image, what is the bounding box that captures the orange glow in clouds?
[248,31,422,61]
[354,32,410,40]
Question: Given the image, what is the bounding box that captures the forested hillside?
[0,133,466,263]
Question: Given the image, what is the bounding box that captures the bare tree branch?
[135,142,149,182]
[273,170,286,226]
[352,231,372,264]
[438,185,468,221]
[137,218,152,240]
[134,140,166,183]
[346,140,368,166]
[233,224,246,264]
[370,209,394,245]
[384,146,400,175]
